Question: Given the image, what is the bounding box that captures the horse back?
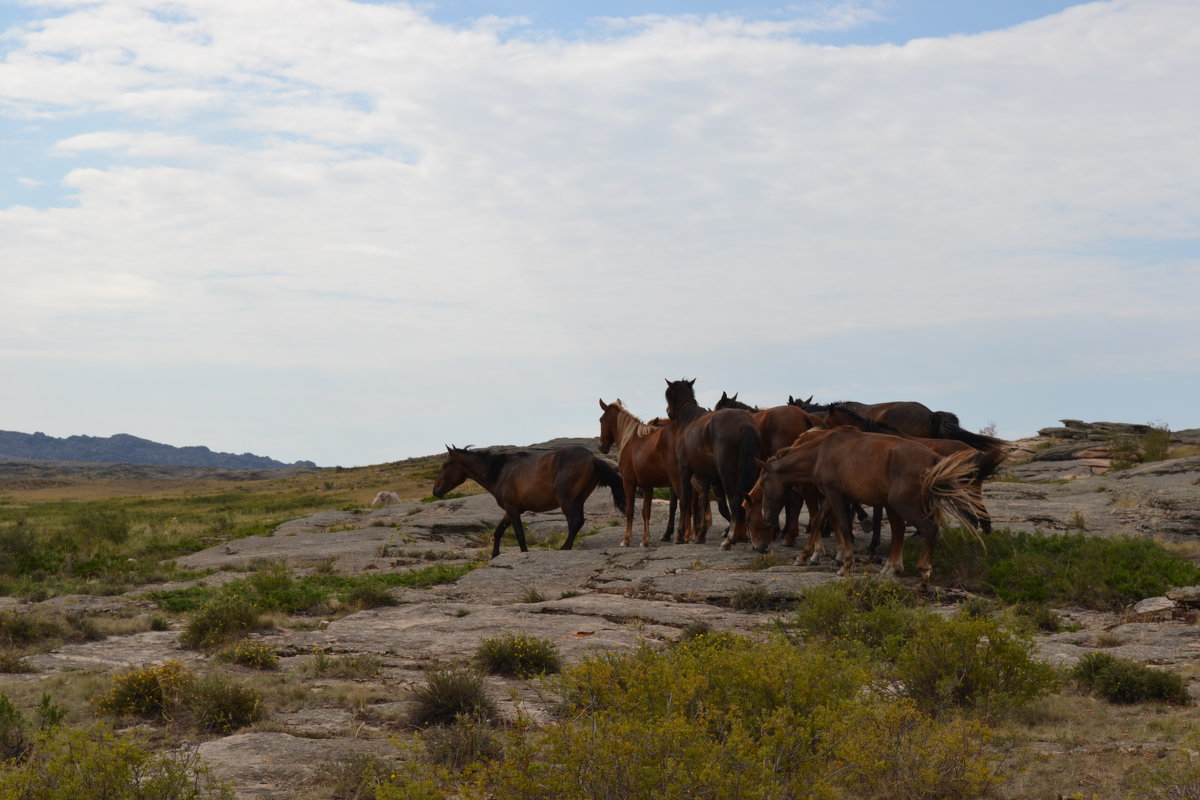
[498,447,594,512]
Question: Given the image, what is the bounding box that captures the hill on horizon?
[0,429,317,470]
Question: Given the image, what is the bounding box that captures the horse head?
[664,378,697,420]
[432,446,470,498]
[743,465,779,554]
[598,398,620,454]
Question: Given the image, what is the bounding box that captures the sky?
[2,0,1198,468]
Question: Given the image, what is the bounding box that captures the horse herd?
[432,379,1008,587]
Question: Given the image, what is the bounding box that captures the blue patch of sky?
[1094,237,1200,265]
[408,0,1092,44]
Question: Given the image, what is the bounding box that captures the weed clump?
[1072,651,1191,705]
[214,639,279,670]
[180,595,265,651]
[474,632,562,678]
[408,667,496,727]
[93,661,264,733]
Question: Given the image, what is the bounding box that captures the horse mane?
[610,400,660,438]
[828,403,903,435]
[449,445,520,484]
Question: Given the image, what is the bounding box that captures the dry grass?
[995,689,1200,799]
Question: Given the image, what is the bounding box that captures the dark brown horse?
[790,396,1003,451]
[599,399,686,547]
[745,427,985,588]
[665,379,761,549]
[432,445,626,558]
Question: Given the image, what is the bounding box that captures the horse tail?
[920,449,988,538]
[935,411,1007,452]
[593,457,627,514]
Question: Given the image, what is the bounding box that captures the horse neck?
[613,407,655,452]
[451,451,497,490]
[670,399,707,425]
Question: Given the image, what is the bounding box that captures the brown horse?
[432,445,626,558]
[665,379,761,549]
[824,403,1008,544]
[745,427,985,587]
[790,396,1003,451]
[598,399,686,547]
[718,391,869,543]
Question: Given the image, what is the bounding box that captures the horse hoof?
[879,564,895,578]
[807,555,820,567]
[640,542,649,548]
[620,541,630,547]
[719,539,732,551]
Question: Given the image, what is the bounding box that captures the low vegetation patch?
[474,632,562,678]
[384,632,1006,799]
[214,639,279,670]
[298,649,383,679]
[93,660,264,733]
[1072,651,1191,705]
[407,667,497,728]
[0,722,234,799]
[921,527,1200,609]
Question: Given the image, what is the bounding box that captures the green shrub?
[787,577,921,658]
[180,673,265,734]
[422,713,501,769]
[0,723,234,799]
[408,667,496,727]
[474,632,562,678]
[924,528,1200,609]
[214,639,279,670]
[343,583,398,610]
[1108,432,1141,471]
[677,620,713,642]
[892,614,1060,718]
[1011,602,1064,633]
[520,587,545,603]
[180,594,265,651]
[93,660,194,718]
[1072,651,1191,705]
[0,693,28,760]
[246,563,328,612]
[71,507,131,544]
[0,610,64,646]
[1143,424,1172,462]
[730,584,773,611]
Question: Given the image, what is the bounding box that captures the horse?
[823,403,1008,543]
[791,396,1003,451]
[432,445,626,558]
[665,379,761,549]
[598,399,685,547]
[744,426,986,588]
[717,391,872,543]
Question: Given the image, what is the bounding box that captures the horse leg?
[798,493,824,565]
[509,513,529,553]
[914,520,939,590]
[824,492,856,577]
[491,514,512,558]
[780,492,801,547]
[677,467,696,544]
[559,502,586,550]
[663,487,677,542]
[854,503,872,536]
[640,486,653,547]
[621,478,637,547]
[878,507,906,578]
[867,505,884,557]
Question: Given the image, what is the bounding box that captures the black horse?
[789,396,1003,451]
[665,379,761,549]
[432,445,626,558]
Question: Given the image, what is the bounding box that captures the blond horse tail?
[920,449,988,541]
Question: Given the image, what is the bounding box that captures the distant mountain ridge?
[0,430,317,469]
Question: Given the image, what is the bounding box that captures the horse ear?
[599,398,608,410]
[720,391,729,400]
[664,378,671,386]
[687,378,695,386]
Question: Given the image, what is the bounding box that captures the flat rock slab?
[26,630,202,673]
[196,732,401,800]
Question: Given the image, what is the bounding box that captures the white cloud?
[2,0,1199,463]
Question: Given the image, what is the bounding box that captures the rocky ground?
[4,427,1200,798]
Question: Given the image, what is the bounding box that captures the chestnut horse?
[665,379,761,549]
[745,427,985,588]
[718,391,872,544]
[598,399,685,547]
[432,445,626,558]
[824,403,1008,543]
